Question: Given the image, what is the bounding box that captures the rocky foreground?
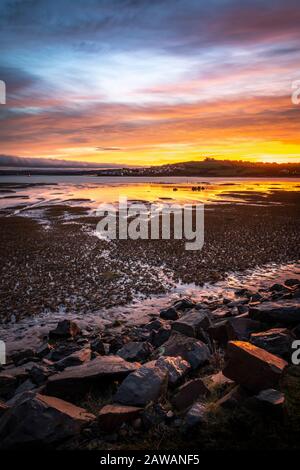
[0,279,300,450]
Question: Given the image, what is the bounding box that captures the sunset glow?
[1,0,300,165]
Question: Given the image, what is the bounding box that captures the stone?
[117,342,153,363]
[183,402,207,429]
[0,392,95,449]
[160,332,211,369]
[204,371,234,391]
[36,343,52,359]
[10,348,36,365]
[0,375,17,399]
[151,325,171,348]
[47,342,80,362]
[13,379,36,396]
[223,341,288,392]
[235,288,253,298]
[114,361,168,406]
[215,385,248,410]
[226,317,262,341]
[208,321,228,345]
[172,298,196,311]
[0,401,9,417]
[212,307,232,319]
[172,309,211,338]
[55,348,91,371]
[45,356,139,399]
[49,319,81,340]
[249,301,300,326]
[90,338,106,355]
[172,378,210,410]
[285,279,300,287]
[155,356,190,386]
[250,328,294,359]
[98,404,142,432]
[160,307,179,321]
[29,365,52,386]
[255,389,284,407]
[144,319,164,332]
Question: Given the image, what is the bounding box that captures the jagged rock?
[14,379,36,396]
[151,325,171,347]
[55,348,91,371]
[49,320,81,340]
[114,361,168,406]
[98,404,142,432]
[29,365,52,386]
[160,331,211,369]
[10,348,36,365]
[0,392,95,449]
[36,343,52,359]
[212,307,232,319]
[117,342,153,363]
[90,338,106,355]
[155,356,190,386]
[223,341,287,392]
[0,374,17,399]
[250,328,294,359]
[172,298,196,311]
[45,356,139,399]
[172,309,211,338]
[249,301,300,325]
[160,307,179,321]
[285,279,300,287]
[226,317,262,341]
[215,385,249,409]
[204,371,234,391]
[47,342,80,362]
[208,320,228,345]
[172,378,210,410]
[183,402,207,429]
[144,319,164,332]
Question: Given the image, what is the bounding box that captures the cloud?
[0,154,123,168]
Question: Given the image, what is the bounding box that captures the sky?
[0,0,300,166]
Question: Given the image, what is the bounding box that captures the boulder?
[49,320,81,340]
[250,328,294,359]
[114,361,168,406]
[223,341,288,392]
[90,338,106,355]
[0,392,95,449]
[151,325,171,348]
[172,378,210,410]
[212,307,232,320]
[0,374,17,399]
[55,348,91,371]
[117,342,153,363]
[47,342,80,362]
[98,404,142,432]
[183,402,207,429]
[226,317,262,341]
[204,371,234,391]
[215,385,249,410]
[155,356,190,386]
[29,365,52,386]
[208,321,228,345]
[249,301,300,326]
[160,332,211,369]
[45,356,139,399]
[172,298,196,311]
[10,348,36,365]
[160,307,179,320]
[172,309,211,338]
[285,279,300,287]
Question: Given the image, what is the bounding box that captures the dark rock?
[237,304,249,315]
[172,378,210,410]
[235,288,253,298]
[155,356,190,386]
[226,317,262,341]
[0,401,9,417]
[47,343,80,362]
[0,375,17,399]
[98,404,142,432]
[160,331,211,369]
[183,402,207,429]
[255,389,284,407]
[270,283,289,292]
[292,324,300,339]
[172,309,211,338]
[205,371,234,391]
[55,348,91,371]
[223,341,288,392]
[250,328,294,359]
[114,361,168,406]
[10,349,36,365]
[208,321,228,345]
[160,307,179,321]
[212,307,232,319]
[172,298,196,311]
[144,319,164,332]
[151,325,171,348]
[215,385,248,410]
[285,279,300,287]
[0,392,95,449]
[49,320,81,340]
[117,342,153,363]
[249,301,300,326]
[45,356,139,399]
[36,343,52,359]
[29,365,52,386]
[90,338,106,355]
[13,379,36,396]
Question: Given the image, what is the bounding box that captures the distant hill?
[97,158,300,177]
